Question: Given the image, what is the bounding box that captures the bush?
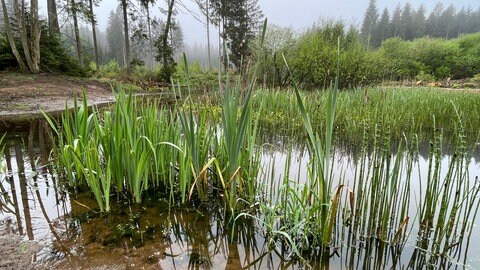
[0,34,17,69]
[289,21,385,89]
[1,25,86,75]
[39,28,86,76]
[98,60,124,79]
[416,71,435,82]
[471,74,480,83]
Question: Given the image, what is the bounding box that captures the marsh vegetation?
[13,67,472,268]
[2,2,480,268]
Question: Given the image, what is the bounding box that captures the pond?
[1,120,480,269]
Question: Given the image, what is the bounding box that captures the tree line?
[360,0,480,48]
[0,0,263,81]
[2,0,479,88]
[257,21,480,89]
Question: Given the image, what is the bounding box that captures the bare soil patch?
[0,223,44,270]
[0,73,115,122]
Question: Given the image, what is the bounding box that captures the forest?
[0,0,479,88]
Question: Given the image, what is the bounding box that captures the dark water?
[1,122,480,269]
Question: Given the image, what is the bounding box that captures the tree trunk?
[206,0,211,71]
[29,0,41,72]
[46,0,60,36]
[70,0,83,66]
[121,0,130,68]
[13,0,39,73]
[162,0,175,70]
[1,0,28,71]
[146,4,153,72]
[88,0,99,69]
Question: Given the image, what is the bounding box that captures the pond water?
[1,122,480,269]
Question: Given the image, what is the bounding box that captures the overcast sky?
[41,0,480,45]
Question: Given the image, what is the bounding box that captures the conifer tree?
[360,0,378,48]
[400,3,414,40]
[209,0,263,69]
[375,8,392,45]
[413,4,426,39]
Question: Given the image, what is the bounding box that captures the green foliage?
[97,60,124,79]
[379,33,480,80]
[412,37,459,79]
[454,32,480,78]
[246,87,480,146]
[380,37,421,79]
[39,27,86,76]
[471,73,480,83]
[265,21,480,88]
[253,25,297,88]
[209,0,263,69]
[1,25,85,75]
[0,34,17,69]
[416,71,435,82]
[289,21,384,89]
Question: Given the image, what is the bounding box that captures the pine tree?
[439,4,455,39]
[454,7,468,37]
[155,0,177,82]
[426,3,444,37]
[376,8,392,45]
[360,0,379,47]
[47,0,60,36]
[1,0,27,71]
[209,0,263,69]
[400,3,414,40]
[412,4,426,39]
[106,9,125,64]
[391,3,402,37]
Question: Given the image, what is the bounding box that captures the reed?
[46,75,262,213]
[243,87,480,144]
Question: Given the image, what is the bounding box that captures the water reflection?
[1,121,480,269]
[0,121,71,262]
[259,132,480,269]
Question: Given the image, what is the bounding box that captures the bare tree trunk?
[13,0,33,70]
[70,0,83,66]
[1,0,28,71]
[121,0,130,69]
[206,0,211,71]
[88,0,99,69]
[46,0,60,36]
[146,4,153,72]
[162,0,175,68]
[29,0,41,72]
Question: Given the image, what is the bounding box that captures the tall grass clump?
[248,87,480,147]
[216,21,267,215]
[44,91,183,211]
[249,36,480,268]
[408,115,480,268]
[276,39,342,252]
[44,22,267,213]
[244,39,343,257]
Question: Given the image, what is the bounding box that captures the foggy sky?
[41,0,480,45]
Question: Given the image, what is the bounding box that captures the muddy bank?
[0,73,177,132]
[0,233,43,270]
[0,73,115,128]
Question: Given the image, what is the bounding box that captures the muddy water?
[1,122,480,269]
